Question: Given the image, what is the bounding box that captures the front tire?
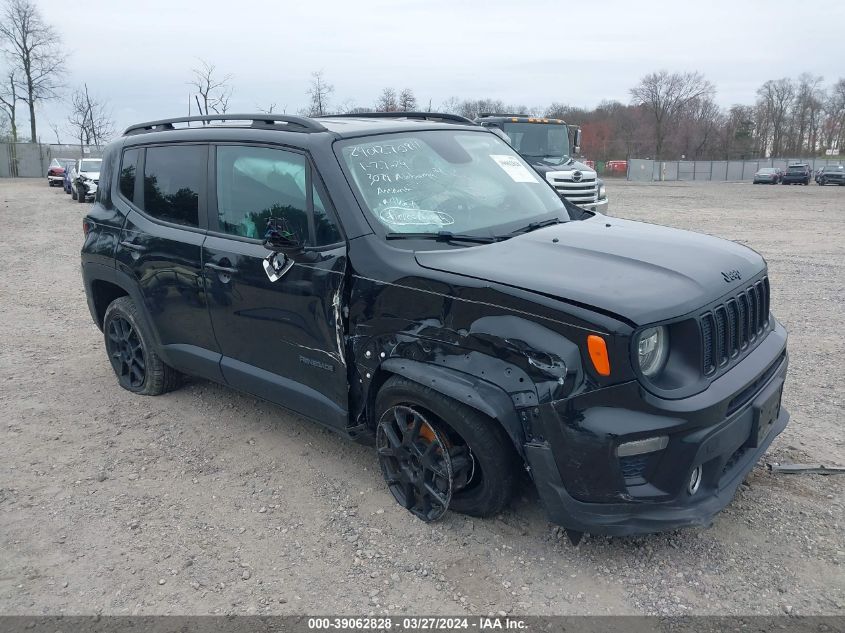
[71,187,77,200]
[375,375,519,519]
[103,297,181,396]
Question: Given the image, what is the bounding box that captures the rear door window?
[142,145,207,227]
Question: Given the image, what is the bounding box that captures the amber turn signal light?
[587,335,611,376]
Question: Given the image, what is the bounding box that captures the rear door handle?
[120,240,146,252]
[204,262,238,274]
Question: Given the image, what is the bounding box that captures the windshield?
[80,159,101,172]
[337,130,567,238]
[501,122,571,165]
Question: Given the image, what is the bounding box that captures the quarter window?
[215,145,341,246]
[142,145,205,227]
[119,148,140,202]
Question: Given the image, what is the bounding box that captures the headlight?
[637,326,668,377]
[598,184,606,199]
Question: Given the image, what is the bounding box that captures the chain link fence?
[627,157,844,182]
[0,143,105,178]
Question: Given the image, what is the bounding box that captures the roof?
[120,113,482,146]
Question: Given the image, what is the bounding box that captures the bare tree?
[630,70,715,160]
[48,119,61,143]
[440,96,461,114]
[66,83,113,148]
[375,87,398,112]
[257,102,277,114]
[823,78,845,152]
[304,70,333,117]
[189,59,233,118]
[0,0,65,142]
[754,78,794,156]
[720,104,755,159]
[0,68,20,142]
[398,88,417,111]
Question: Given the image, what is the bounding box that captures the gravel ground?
[0,178,843,617]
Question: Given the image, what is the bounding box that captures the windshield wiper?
[501,217,563,238]
[385,231,498,244]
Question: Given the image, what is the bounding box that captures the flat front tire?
[103,296,181,396]
[375,375,520,519]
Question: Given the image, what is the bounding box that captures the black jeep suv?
[81,113,789,536]
[781,163,811,185]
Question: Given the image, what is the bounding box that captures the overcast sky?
[30,0,845,142]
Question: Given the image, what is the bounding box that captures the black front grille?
[700,277,770,376]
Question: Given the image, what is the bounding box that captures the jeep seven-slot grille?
[700,277,770,376]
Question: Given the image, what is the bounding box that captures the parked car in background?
[816,165,845,185]
[70,158,102,202]
[780,163,811,185]
[46,158,74,186]
[63,164,74,194]
[753,167,780,184]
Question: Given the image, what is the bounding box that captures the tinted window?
[216,145,309,241]
[313,185,342,245]
[143,145,205,227]
[119,148,140,202]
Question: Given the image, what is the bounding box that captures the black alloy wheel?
[106,315,146,390]
[376,405,454,522]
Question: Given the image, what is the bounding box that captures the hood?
[414,216,765,326]
[528,158,596,177]
[80,171,100,180]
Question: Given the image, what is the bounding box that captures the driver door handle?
[205,262,238,274]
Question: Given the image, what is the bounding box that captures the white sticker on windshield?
[490,154,539,183]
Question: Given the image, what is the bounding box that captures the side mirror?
[263,229,302,255]
[573,128,582,155]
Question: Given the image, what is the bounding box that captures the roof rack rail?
[478,112,530,118]
[325,111,474,125]
[123,114,327,136]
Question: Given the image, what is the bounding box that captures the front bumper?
[48,175,64,183]
[78,181,98,198]
[580,198,609,213]
[526,320,789,535]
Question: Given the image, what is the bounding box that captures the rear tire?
[103,297,181,396]
[375,375,520,518]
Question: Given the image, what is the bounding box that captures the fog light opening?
[688,465,703,495]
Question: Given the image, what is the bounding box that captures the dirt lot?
[1,178,843,617]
